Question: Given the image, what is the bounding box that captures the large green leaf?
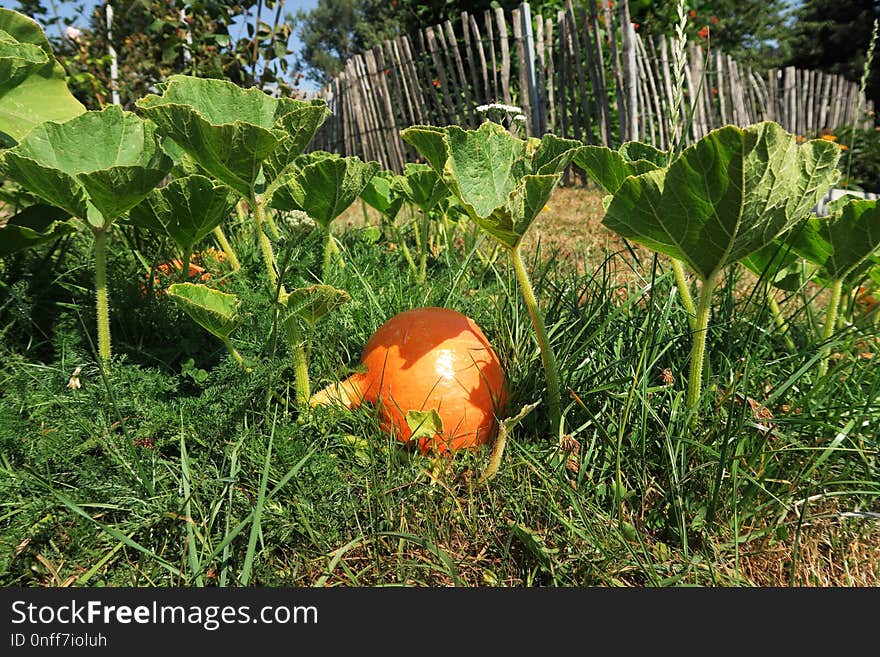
[401,121,576,249]
[602,122,841,280]
[740,240,810,292]
[360,169,404,219]
[167,282,241,341]
[573,142,664,194]
[0,28,49,92]
[126,175,235,254]
[0,8,85,141]
[263,99,330,180]
[269,153,380,227]
[395,163,448,213]
[283,284,351,329]
[0,106,172,227]
[0,203,73,256]
[399,125,449,174]
[137,76,302,198]
[786,198,880,284]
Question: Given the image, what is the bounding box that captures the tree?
[14,0,303,110]
[785,0,880,111]
[628,0,792,70]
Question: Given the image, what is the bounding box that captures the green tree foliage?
[13,1,301,110]
[628,0,791,70]
[785,0,880,110]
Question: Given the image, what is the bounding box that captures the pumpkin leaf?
[532,133,582,175]
[283,284,351,329]
[395,163,447,213]
[402,122,574,249]
[740,240,809,292]
[399,125,448,174]
[0,8,85,141]
[405,408,444,442]
[0,203,74,256]
[167,282,241,341]
[602,122,841,280]
[0,28,49,92]
[360,169,405,219]
[137,75,310,198]
[0,106,172,227]
[269,153,379,228]
[786,198,880,284]
[126,175,235,255]
[263,99,330,179]
[573,143,663,194]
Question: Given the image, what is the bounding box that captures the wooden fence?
[310,0,874,171]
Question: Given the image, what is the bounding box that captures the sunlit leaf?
[602,122,840,280]
[0,105,172,227]
[126,175,235,255]
[0,8,85,140]
[167,282,241,341]
[283,284,351,329]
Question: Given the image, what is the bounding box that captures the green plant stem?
[212,226,240,271]
[181,246,192,280]
[686,269,719,415]
[264,210,282,241]
[818,278,844,378]
[282,316,311,405]
[766,285,796,352]
[222,337,245,369]
[322,229,344,278]
[396,228,419,280]
[510,245,562,437]
[672,259,697,330]
[252,194,283,295]
[93,228,112,367]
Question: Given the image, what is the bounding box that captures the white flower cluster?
[475,102,523,114]
[65,26,82,41]
[284,209,315,231]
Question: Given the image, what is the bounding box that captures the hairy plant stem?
[252,194,283,295]
[766,285,796,352]
[181,246,192,281]
[672,259,697,329]
[510,245,562,437]
[686,269,719,415]
[93,228,112,366]
[818,278,844,378]
[222,337,245,369]
[212,226,240,271]
[282,316,311,405]
[322,228,344,279]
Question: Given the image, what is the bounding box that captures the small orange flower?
[689,9,697,18]
[432,78,440,88]
[712,16,719,24]
[821,134,838,142]
[838,143,849,150]
[632,21,639,30]
[698,26,710,39]
[712,87,718,96]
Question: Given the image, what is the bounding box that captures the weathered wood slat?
[469,13,490,103]
[495,7,513,105]
[544,18,556,134]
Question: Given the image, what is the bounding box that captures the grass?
[0,186,878,587]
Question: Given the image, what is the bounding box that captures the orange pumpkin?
[312,307,508,454]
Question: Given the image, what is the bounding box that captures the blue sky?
[0,0,320,89]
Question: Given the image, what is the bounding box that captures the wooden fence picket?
[311,0,873,171]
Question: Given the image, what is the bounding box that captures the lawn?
[2,184,877,587]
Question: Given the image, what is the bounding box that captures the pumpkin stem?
[309,375,363,408]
